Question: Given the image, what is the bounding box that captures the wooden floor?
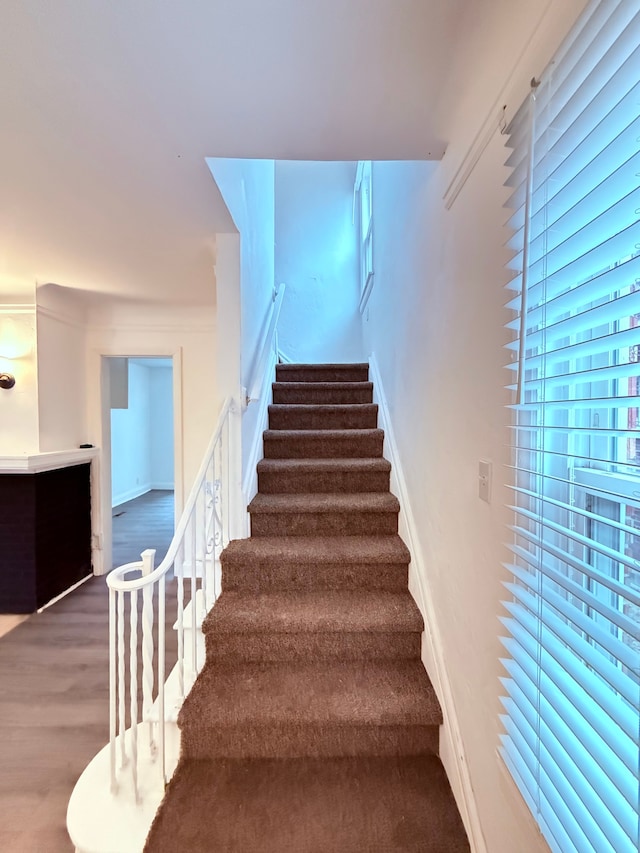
[112,489,174,569]
[0,490,176,852]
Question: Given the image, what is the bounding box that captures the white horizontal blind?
[501,2,640,851]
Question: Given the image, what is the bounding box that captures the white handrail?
[247,284,286,403]
[107,396,236,800]
[108,397,233,594]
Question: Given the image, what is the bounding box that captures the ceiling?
[0,0,467,305]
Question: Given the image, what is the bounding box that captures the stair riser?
[181,724,439,760]
[268,406,378,431]
[264,435,383,459]
[221,562,409,593]
[250,511,398,537]
[258,469,390,494]
[206,632,421,663]
[276,366,369,383]
[272,386,373,405]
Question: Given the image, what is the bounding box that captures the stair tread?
[264,427,382,440]
[278,362,370,370]
[146,755,470,853]
[257,457,390,472]
[180,660,442,728]
[248,492,400,514]
[272,384,374,405]
[204,591,423,635]
[268,404,378,429]
[221,534,411,565]
[269,403,377,412]
[270,401,375,407]
[273,381,373,391]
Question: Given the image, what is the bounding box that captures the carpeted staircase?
[145,363,470,852]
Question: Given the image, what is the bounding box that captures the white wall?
[86,299,216,505]
[149,366,174,489]
[366,158,526,851]
[207,158,275,484]
[213,232,245,539]
[36,285,87,452]
[363,2,589,852]
[0,283,90,457]
[0,303,39,455]
[111,361,152,506]
[86,298,216,572]
[111,360,173,506]
[275,161,363,363]
[206,158,275,391]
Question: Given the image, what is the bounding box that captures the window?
[501,1,640,850]
[354,160,374,311]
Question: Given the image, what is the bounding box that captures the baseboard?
[149,482,174,492]
[112,483,151,509]
[241,347,277,531]
[276,349,294,364]
[368,353,487,853]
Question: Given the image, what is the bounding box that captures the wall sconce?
[0,372,15,389]
[0,315,33,390]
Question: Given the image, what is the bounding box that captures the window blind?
[501,1,640,851]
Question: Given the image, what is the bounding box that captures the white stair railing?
[106,397,236,801]
[246,283,286,404]
[241,284,287,523]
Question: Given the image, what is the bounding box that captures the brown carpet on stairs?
[145,363,470,852]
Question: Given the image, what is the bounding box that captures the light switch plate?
[479,459,492,503]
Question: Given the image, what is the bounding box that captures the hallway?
[0,491,176,852]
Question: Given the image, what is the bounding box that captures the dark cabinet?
[0,463,92,612]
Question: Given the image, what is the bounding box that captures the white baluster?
[229,400,242,541]
[213,457,221,602]
[206,460,215,609]
[109,586,117,793]
[130,588,139,803]
[201,478,208,614]
[176,546,185,700]
[190,510,197,681]
[209,460,217,609]
[117,590,127,770]
[158,572,166,786]
[141,549,156,755]
[223,416,231,546]
[219,428,228,548]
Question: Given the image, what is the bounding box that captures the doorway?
[92,352,182,575]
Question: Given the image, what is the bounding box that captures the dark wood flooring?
[0,490,176,852]
[112,490,174,569]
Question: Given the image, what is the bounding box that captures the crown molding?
[0,304,36,315]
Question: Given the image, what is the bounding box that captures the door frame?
[88,346,183,575]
